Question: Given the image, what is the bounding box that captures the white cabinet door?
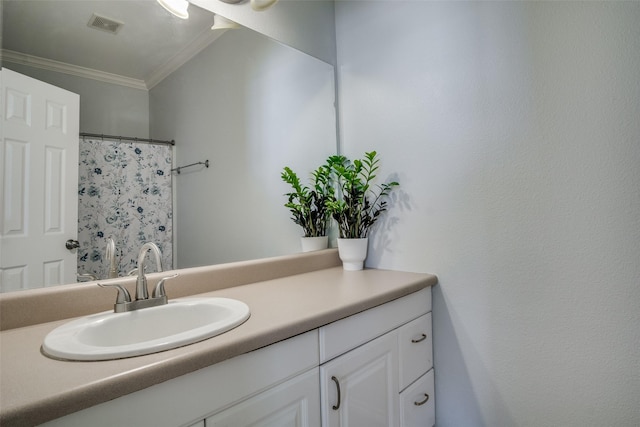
[206,368,320,427]
[320,331,399,427]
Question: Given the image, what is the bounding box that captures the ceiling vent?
[87,14,124,35]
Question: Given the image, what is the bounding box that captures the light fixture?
[250,0,278,12]
[157,0,189,19]
[211,14,240,30]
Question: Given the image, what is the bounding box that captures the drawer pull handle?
[331,376,341,410]
[411,333,427,343]
[414,393,430,406]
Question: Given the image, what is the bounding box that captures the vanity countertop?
[0,257,437,426]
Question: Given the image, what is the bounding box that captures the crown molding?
[145,28,226,90]
[0,49,148,91]
[1,27,225,92]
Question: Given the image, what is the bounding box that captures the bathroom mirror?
[0,0,337,292]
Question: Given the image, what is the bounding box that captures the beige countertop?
[0,252,436,426]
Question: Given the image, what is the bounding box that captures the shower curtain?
[77,137,173,279]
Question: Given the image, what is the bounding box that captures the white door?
[320,332,399,427]
[0,68,79,291]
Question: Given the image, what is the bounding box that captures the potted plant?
[326,151,399,270]
[281,163,333,252]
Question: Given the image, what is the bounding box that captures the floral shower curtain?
[77,138,173,279]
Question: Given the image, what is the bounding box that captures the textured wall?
[335,1,640,426]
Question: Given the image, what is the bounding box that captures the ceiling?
[1,0,226,89]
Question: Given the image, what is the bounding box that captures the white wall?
[150,28,336,268]
[0,63,149,137]
[335,1,640,426]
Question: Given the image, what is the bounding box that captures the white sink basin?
[42,298,250,361]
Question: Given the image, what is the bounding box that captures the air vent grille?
[87,14,124,35]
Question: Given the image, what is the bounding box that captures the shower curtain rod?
[79,132,175,146]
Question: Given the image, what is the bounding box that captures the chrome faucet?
[136,242,163,301]
[105,237,118,279]
[98,242,178,313]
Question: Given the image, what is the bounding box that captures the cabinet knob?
[411,333,427,343]
[414,393,430,406]
[331,376,341,410]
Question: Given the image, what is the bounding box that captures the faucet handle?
[98,282,132,304]
[152,273,179,299]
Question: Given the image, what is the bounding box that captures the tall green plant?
[326,151,399,238]
[281,164,333,237]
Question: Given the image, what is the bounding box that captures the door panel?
[0,68,79,291]
[1,138,28,235]
[207,368,320,427]
[320,331,399,427]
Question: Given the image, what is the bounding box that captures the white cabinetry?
[42,331,319,427]
[43,288,433,427]
[400,369,435,427]
[206,368,320,427]
[319,288,434,427]
[398,314,434,427]
[320,331,398,427]
[398,314,432,391]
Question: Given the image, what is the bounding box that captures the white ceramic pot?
[300,236,329,252]
[336,237,368,270]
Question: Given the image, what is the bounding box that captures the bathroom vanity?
[0,250,437,426]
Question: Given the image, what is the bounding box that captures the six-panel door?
[1,68,79,291]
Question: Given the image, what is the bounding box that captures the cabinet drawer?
[398,313,432,391]
[320,288,431,363]
[399,369,435,427]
